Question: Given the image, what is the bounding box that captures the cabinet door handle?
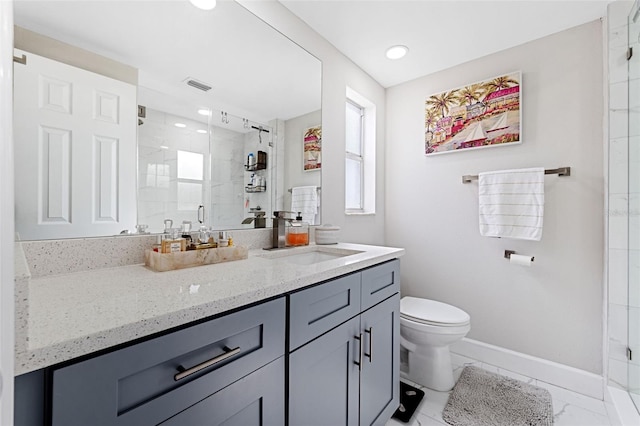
[174,346,241,381]
[354,334,363,371]
[364,327,373,362]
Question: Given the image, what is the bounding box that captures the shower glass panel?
[137,88,274,233]
[629,0,640,412]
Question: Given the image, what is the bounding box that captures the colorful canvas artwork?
[303,125,322,171]
[424,71,521,155]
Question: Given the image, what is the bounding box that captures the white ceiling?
[13,0,322,126]
[12,0,612,123]
[280,0,612,88]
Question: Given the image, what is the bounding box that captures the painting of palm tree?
[424,108,438,133]
[456,84,484,106]
[424,71,521,155]
[304,125,321,171]
[483,75,519,97]
[425,90,458,118]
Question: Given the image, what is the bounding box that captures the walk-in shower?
[628,0,640,412]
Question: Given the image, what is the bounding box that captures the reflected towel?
[291,186,319,225]
[478,167,544,241]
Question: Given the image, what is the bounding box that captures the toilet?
[400,296,471,392]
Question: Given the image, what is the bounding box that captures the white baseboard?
[451,338,604,400]
[608,386,640,426]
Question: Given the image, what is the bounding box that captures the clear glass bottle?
[286,213,309,246]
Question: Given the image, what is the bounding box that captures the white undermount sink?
[259,246,363,265]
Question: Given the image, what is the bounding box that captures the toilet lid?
[400,297,470,326]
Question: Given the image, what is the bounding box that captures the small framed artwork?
[425,71,521,155]
[303,125,322,171]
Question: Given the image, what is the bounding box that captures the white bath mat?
[442,366,553,426]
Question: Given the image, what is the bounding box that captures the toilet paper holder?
[504,250,534,262]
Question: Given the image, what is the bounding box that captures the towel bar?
[462,167,570,184]
[288,187,321,192]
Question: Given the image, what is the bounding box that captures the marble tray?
[144,246,248,272]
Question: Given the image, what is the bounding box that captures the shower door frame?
[628,0,640,413]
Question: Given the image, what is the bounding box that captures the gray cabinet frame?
[288,259,401,426]
[15,259,401,426]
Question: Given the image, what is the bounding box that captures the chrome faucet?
[241,208,267,228]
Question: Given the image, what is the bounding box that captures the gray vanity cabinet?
[359,295,400,426]
[289,316,361,426]
[50,297,285,426]
[15,259,401,426]
[159,357,285,425]
[288,260,400,426]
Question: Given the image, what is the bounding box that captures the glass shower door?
[629,0,640,412]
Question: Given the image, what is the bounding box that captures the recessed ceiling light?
[189,0,217,11]
[197,129,207,134]
[198,109,211,116]
[174,123,187,128]
[386,45,409,60]
[160,145,169,150]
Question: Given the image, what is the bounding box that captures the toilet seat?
[400,297,470,327]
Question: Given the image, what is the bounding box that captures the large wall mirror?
[13,0,321,241]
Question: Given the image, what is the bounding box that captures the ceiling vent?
[184,77,212,92]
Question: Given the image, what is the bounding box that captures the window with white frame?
[177,150,204,211]
[345,87,376,214]
[345,100,363,210]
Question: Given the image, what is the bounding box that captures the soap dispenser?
[286,212,309,246]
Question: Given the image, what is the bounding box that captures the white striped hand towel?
[291,186,319,225]
[478,167,544,241]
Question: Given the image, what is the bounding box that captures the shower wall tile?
[629,136,640,192]
[610,335,629,363]
[629,194,640,252]
[609,248,629,306]
[610,23,629,49]
[629,249,640,307]
[610,80,629,111]
[609,302,629,350]
[610,44,630,84]
[609,357,629,389]
[609,1,635,29]
[631,104,640,138]
[610,108,629,140]
[608,193,629,250]
[630,362,640,393]
[630,306,640,366]
[609,136,629,194]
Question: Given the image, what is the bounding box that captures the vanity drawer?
[160,357,285,425]
[289,273,361,350]
[361,260,400,310]
[51,297,285,426]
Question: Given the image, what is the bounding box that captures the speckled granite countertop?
[15,243,404,375]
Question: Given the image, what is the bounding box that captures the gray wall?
[385,20,605,374]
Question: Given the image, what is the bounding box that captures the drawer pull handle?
[174,346,241,381]
[354,334,363,371]
[364,327,373,362]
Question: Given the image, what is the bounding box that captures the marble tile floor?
[386,354,622,426]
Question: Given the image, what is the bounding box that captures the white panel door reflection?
[14,49,136,240]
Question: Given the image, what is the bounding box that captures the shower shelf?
[245,150,268,171]
[244,163,267,171]
[245,185,266,193]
